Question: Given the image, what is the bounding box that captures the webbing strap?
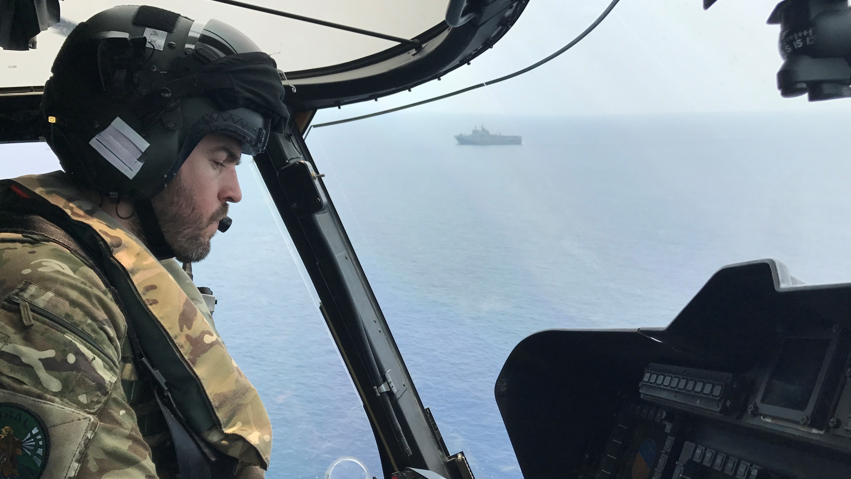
[156,393,216,479]
[0,191,235,479]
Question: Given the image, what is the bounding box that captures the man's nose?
[221,168,243,203]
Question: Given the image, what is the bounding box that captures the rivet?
[166,122,175,129]
[150,64,158,72]
[167,41,177,49]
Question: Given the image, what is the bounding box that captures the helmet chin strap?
[135,199,176,260]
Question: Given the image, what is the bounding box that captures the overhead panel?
[0,0,447,89]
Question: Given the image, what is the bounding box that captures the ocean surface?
[188,111,851,479]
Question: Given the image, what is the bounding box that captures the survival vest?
[0,172,272,476]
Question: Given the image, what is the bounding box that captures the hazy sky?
[6,1,851,128]
[315,0,851,124]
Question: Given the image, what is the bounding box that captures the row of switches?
[674,441,760,479]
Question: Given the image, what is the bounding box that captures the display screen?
[761,337,830,411]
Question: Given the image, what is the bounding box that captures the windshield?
[305,0,851,477]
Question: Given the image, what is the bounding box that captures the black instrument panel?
[495,260,851,478]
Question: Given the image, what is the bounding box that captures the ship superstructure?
[455,125,521,145]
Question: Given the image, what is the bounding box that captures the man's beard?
[150,173,227,263]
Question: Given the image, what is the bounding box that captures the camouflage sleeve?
[0,233,159,479]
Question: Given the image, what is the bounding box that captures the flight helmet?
[42,5,289,200]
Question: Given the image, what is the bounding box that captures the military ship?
[455,125,521,145]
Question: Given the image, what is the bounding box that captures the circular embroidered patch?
[0,403,49,479]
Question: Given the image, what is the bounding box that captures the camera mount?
[769,0,851,100]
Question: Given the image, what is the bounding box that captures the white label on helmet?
[89,117,150,180]
[143,28,167,51]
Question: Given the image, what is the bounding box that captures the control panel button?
[712,384,723,398]
[663,376,672,387]
[692,445,705,462]
[603,440,621,458]
[671,377,680,388]
[702,449,715,467]
[686,380,695,392]
[724,457,738,475]
[599,456,615,474]
[664,436,674,453]
[656,375,665,385]
[644,372,651,382]
[611,424,628,443]
[703,382,713,395]
[735,461,750,479]
[656,453,668,471]
[650,374,658,384]
[713,452,726,471]
[695,381,704,393]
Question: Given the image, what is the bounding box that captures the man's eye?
[212,160,226,169]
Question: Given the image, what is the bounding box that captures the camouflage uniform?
[0,172,272,478]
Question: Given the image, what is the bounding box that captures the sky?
[6,0,851,122]
[9,0,851,176]
[314,0,851,123]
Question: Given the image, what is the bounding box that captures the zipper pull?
[19,300,34,328]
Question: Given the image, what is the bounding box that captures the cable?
[308,0,621,131]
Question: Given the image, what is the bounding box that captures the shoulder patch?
[0,403,49,479]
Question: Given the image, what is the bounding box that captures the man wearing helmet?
[0,5,286,479]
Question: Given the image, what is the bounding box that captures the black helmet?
[42,5,289,199]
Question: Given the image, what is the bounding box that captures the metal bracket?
[374,369,408,399]
[277,160,327,218]
[447,452,474,479]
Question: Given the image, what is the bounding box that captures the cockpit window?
[193,159,382,478]
[305,1,851,477]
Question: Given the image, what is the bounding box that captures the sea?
[151,111,851,479]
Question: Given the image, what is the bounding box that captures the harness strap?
[0,187,236,479]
